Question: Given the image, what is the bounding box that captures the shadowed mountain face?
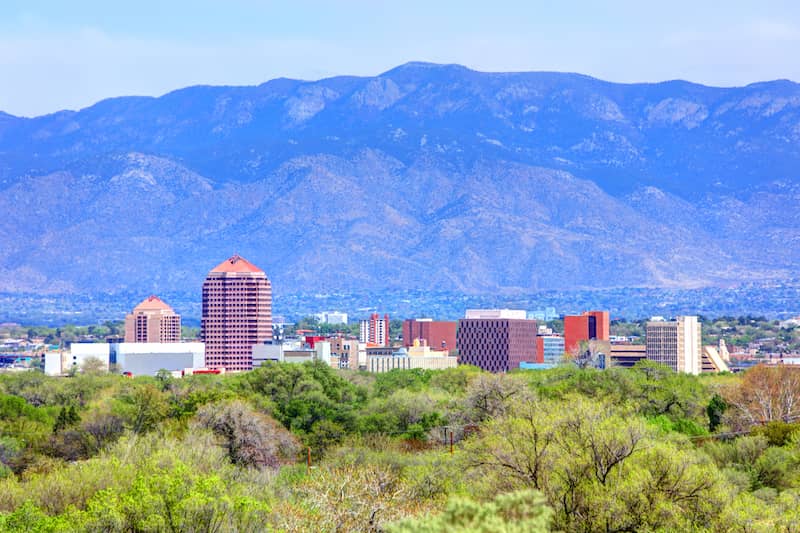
[0,62,798,295]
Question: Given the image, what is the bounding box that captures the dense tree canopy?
[1,361,800,531]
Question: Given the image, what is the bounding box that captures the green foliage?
[386,489,552,533]
[236,361,362,436]
[751,421,800,446]
[112,383,169,433]
[648,414,708,437]
[52,405,80,434]
[373,368,433,396]
[3,360,800,531]
[707,393,728,432]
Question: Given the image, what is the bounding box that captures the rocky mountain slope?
[0,62,798,296]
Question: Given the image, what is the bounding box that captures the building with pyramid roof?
[124,295,181,343]
[201,254,272,371]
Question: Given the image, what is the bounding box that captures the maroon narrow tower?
[201,254,272,371]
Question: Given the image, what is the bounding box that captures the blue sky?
[1,0,799,116]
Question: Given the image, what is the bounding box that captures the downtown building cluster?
[47,253,730,377]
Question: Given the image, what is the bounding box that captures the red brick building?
[563,310,609,353]
[201,254,272,371]
[402,319,457,353]
[457,312,538,373]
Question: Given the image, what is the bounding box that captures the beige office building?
[646,316,701,374]
[124,295,181,343]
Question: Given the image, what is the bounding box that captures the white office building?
[45,342,205,376]
[315,311,348,325]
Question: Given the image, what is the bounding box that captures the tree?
[386,489,552,533]
[80,357,107,375]
[564,339,608,369]
[707,393,728,432]
[193,400,300,469]
[80,413,125,454]
[289,463,409,532]
[464,396,725,531]
[52,405,80,434]
[114,384,169,433]
[724,365,800,429]
[462,374,530,423]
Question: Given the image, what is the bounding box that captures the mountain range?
[1,62,799,297]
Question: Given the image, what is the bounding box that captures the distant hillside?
[0,62,798,296]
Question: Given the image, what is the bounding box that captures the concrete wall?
[46,342,204,376]
[115,342,205,376]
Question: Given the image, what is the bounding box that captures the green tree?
[114,384,169,433]
[387,489,552,533]
[707,393,728,432]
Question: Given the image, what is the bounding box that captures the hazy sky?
[2,0,799,117]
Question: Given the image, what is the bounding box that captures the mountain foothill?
[1,62,798,296]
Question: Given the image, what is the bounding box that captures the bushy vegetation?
[1,360,800,531]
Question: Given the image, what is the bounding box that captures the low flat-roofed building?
[368,355,458,373]
[465,309,527,320]
[252,341,331,367]
[52,343,111,374]
[366,345,394,357]
[519,362,556,370]
[47,342,205,376]
[113,342,204,376]
[607,344,647,368]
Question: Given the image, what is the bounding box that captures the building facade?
[360,313,390,347]
[124,295,181,343]
[368,355,458,373]
[606,344,648,368]
[328,336,360,369]
[402,318,457,353]
[315,311,348,325]
[536,335,565,365]
[646,316,701,374]
[457,310,538,373]
[563,310,610,353]
[201,254,272,371]
[46,342,205,376]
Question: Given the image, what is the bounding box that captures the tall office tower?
[457,309,537,373]
[402,318,457,353]
[124,295,181,343]
[646,316,701,374]
[563,310,610,353]
[201,254,272,371]
[359,313,390,346]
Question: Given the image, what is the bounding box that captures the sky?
[1,0,799,117]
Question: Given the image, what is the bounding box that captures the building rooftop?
[133,295,174,313]
[464,309,528,320]
[210,254,264,274]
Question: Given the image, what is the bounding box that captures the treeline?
[1,361,800,531]
[1,322,201,347]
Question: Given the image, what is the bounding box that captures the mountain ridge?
[0,63,798,298]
